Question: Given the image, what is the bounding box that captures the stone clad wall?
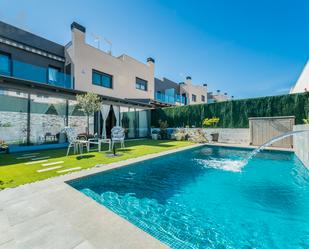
[0,111,94,144]
[151,128,250,145]
[293,124,309,169]
[202,128,250,145]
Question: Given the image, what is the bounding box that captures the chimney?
[216,90,220,94]
[71,22,86,33]
[71,22,86,43]
[147,57,155,64]
[185,76,192,84]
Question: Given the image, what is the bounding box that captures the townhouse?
[0,20,212,151]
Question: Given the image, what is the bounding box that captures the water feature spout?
[243,129,309,165]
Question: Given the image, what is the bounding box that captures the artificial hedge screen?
[151,92,309,128]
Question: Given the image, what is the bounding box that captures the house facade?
[0,20,214,151]
[207,91,229,103]
[154,76,207,106]
[0,21,151,152]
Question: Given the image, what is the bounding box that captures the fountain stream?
[243,129,309,165]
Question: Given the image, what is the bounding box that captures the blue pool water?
[69,146,309,248]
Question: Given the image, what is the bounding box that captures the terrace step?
[57,167,81,173]
[37,166,62,172]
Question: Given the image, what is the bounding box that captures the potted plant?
[158,120,168,140]
[151,129,159,140]
[202,117,220,142]
[173,128,186,141]
[0,140,8,153]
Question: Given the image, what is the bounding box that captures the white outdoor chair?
[111,126,125,150]
[63,127,89,156]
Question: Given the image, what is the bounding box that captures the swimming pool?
[69,146,309,248]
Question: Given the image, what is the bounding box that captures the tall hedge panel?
[151,93,309,128]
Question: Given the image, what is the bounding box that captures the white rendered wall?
[67,28,155,100]
[290,60,309,94]
[293,124,309,169]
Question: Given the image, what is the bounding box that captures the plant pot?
[175,135,183,141]
[152,134,158,140]
[210,133,219,142]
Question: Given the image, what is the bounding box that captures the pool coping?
[0,143,202,249]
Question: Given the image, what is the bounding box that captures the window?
[48,66,60,83]
[0,52,11,76]
[201,95,205,102]
[92,70,113,89]
[192,94,197,102]
[136,77,148,91]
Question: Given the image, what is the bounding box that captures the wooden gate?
[249,116,295,148]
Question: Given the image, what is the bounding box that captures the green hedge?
[151,92,309,128]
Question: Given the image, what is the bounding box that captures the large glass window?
[48,66,60,84]
[92,70,113,89]
[122,108,136,138]
[30,94,67,145]
[0,52,11,76]
[137,109,149,137]
[68,100,94,136]
[136,77,147,91]
[0,89,28,145]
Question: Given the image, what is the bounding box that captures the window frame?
[92,69,113,89]
[47,65,61,84]
[192,94,197,102]
[135,77,148,91]
[0,51,12,76]
[201,95,205,102]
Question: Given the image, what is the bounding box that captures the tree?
[76,93,102,135]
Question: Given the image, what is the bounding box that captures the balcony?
[155,92,186,105]
[0,59,73,89]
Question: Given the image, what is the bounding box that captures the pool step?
[57,167,81,173]
[42,161,64,167]
[37,166,62,172]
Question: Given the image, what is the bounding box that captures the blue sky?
[0,0,308,99]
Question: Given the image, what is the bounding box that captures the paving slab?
[42,161,64,167]
[0,143,202,249]
[37,166,62,172]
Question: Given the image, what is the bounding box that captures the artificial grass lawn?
[0,139,193,189]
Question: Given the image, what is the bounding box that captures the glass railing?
[0,59,73,89]
[155,92,186,105]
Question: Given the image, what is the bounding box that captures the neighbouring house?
[290,60,309,94]
[0,21,152,152]
[153,76,207,106]
[207,90,229,103]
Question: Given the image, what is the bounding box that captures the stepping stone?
[16,155,36,160]
[31,156,50,160]
[25,160,48,165]
[37,166,62,173]
[57,167,81,173]
[22,152,40,156]
[42,161,64,167]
